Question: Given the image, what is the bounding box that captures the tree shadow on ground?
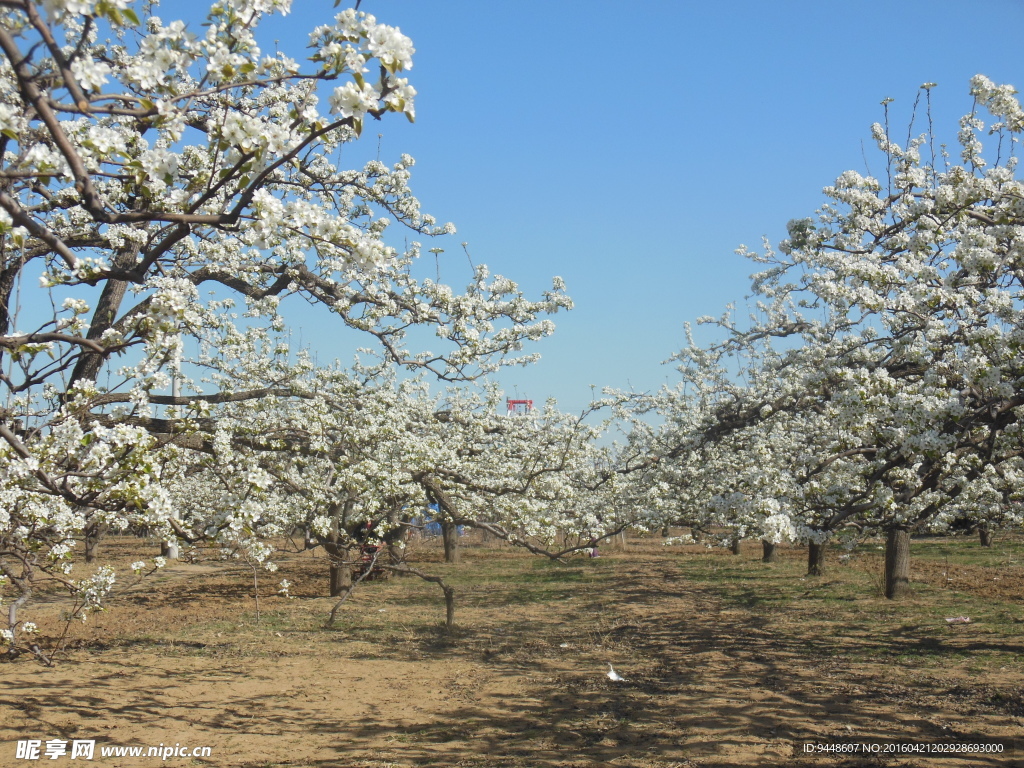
[2,553,1020,768]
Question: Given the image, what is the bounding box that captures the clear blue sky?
[237,1,1024,413]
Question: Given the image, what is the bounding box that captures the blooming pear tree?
[0,0,571,656]
[639,77,1024,597]
[407,389,630,559]
[141,343,626,629]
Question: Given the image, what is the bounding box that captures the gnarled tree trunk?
[978,524,993,548]
[761,540,778,563]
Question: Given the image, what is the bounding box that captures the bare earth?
[2,537,1022,768]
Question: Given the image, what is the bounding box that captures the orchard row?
[1,0,1021,658]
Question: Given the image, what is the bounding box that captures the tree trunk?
[319,496,356,596]
[160,522,179,560]
[418,475,464,564]
[6,572,32,655]
[443,584,455,632]
[387,507,409,566]
[978,525,993,548]
[730,536,742,555]
[329,549,352,597]
[0,261,21,337]
[84,522,106,563]
[761,540,778,563]
[442,520,460,564]
[884,526,911,600]
[807,540,826,576]
[661,525,670,537]
[388,539,405,565]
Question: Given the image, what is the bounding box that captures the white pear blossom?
[329,81,380,118]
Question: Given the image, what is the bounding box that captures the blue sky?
[206,1,1024,415]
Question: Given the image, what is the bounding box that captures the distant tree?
[630,78,1024,597]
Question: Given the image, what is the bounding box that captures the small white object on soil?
[606,663,626,682]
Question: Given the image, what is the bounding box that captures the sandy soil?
[1,538,1022,767]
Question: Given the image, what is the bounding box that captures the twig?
[379,564,456,633]
[250,561,261,623]
[29,643,53,667]
[326,547,382,627]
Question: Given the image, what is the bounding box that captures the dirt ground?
[1,536,1022,768]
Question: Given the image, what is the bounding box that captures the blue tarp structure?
[422,503,463,537]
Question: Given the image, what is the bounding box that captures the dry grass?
[1,531,1022,767]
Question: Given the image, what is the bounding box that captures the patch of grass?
[910,534,1024,566]
[78,534,1021,678]
[9,533,1024,768]
[652,536,1024,673]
